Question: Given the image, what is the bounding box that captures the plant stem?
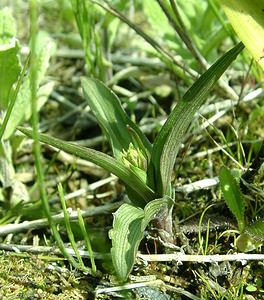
[152,206,175,244]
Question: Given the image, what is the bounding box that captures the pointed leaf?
[18,126,155,203]
[81,77,151,161]
[148,43,244,196]
[219,166,245,231]
[109,197,171,281]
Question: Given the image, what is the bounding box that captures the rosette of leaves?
[20,43,243,281]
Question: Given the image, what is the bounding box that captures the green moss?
[0,253,92,299]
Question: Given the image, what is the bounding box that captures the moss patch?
[0,253,93,299]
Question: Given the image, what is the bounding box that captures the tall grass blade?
[58,183,86,269]
[77,208,97,274]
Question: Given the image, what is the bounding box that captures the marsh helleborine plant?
[20,42,244,280]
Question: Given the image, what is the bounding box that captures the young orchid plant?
[19,42,244,281]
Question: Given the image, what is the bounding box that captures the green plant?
[198,204,214,255]
[18,42,243,281]
[196,268,246,300]
[219,166,264,252]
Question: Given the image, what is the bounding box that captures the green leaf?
[0,8,16,44]
[245,220,264,242]
[0,40,21,109]
[236,233,257,252]
[221,0,264,71]
[148,43,244,196]
[109,197,171,281]
[0,8,20,108]
[81,77,151,161]
[18,126,155,204]
[246,284,257,293]
[31,31,56,87]
[219,166,245,231]
[3,32,56,139]
[109,203,144,281]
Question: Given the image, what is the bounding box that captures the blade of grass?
[198,204,214,255]
[77,208,97,274]
[58,183,86,270]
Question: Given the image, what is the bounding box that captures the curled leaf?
[109,197,171,281]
